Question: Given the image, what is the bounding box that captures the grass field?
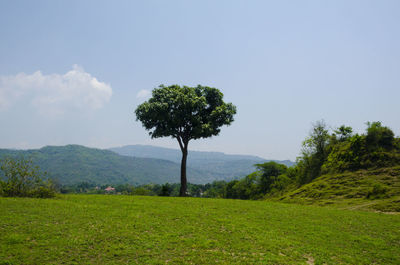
[1,195,399,264]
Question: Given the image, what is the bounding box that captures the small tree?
[158,183,172,196]
[256,161,288,194]
[366,121,395,150]
[334,125,353,142]
[0,157,56,198]
[298,120,330,183]
[135,85,236,196]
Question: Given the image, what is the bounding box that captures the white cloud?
[136,89,151,99]
[0,65,112,115]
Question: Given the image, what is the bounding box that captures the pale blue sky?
[0,0,399,160]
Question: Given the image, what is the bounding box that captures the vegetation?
[59,181,220,198]
[293,121,399,190]
[1,120,399,263]
[3,120,395,213]
[185,121,400,211]
[1,194,399,264]
[0,145,223,185]
[0,157,56,198]
[278,166,400,212]
[135,84,236,196]
[53,120,400,213]
[0,145,268,185]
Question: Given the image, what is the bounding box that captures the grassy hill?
[1,195,399,264]
[0,145,218,185]
[276,166,400,212]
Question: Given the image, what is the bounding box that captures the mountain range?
[0,144,294,185]
[109,144,294,176]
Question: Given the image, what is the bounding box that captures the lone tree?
[135,85,236,196]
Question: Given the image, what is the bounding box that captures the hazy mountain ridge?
[109,144,267,162]
[109,145,295,176]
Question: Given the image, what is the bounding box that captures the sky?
[0,0,399,161]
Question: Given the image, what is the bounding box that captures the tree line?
[210,121,400,200]
[1,120,399,200]
[56,120,400,200]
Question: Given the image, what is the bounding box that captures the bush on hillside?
[158,183,172,196]
[366,183,389,199]
[298,121,400,185]
[0,157,56,198]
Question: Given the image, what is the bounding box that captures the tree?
[333,125,353,142]
[158,183,172,196]
[365,121,395,150]
[298,120,330,184]
[255,161,287,193]
[135,85,236,196]
[0,156,56,198]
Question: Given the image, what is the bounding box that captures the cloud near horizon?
[0,65,112,116]
[136,89,151,99]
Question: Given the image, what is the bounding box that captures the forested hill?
[0,145,293,185]
[0,145,221,185]
[212,121,400,212]
[109,145,295,176]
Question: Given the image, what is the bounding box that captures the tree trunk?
[179,146,188,196]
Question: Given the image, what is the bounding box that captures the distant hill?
[0,145,295,186]
[109,144,267,162]
[109,145,295,179]
[0,145,219,185]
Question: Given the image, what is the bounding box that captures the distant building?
[105,186,115,192]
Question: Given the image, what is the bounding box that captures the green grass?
[277,166,400,212]
[1,195,399,264]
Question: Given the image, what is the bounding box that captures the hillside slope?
[0,145,218,185]
[276,166,400,212]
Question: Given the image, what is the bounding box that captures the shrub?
[134,187,153,196]
[0,157,56,198]
[158,183,172,196]
[366,183,388,199]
